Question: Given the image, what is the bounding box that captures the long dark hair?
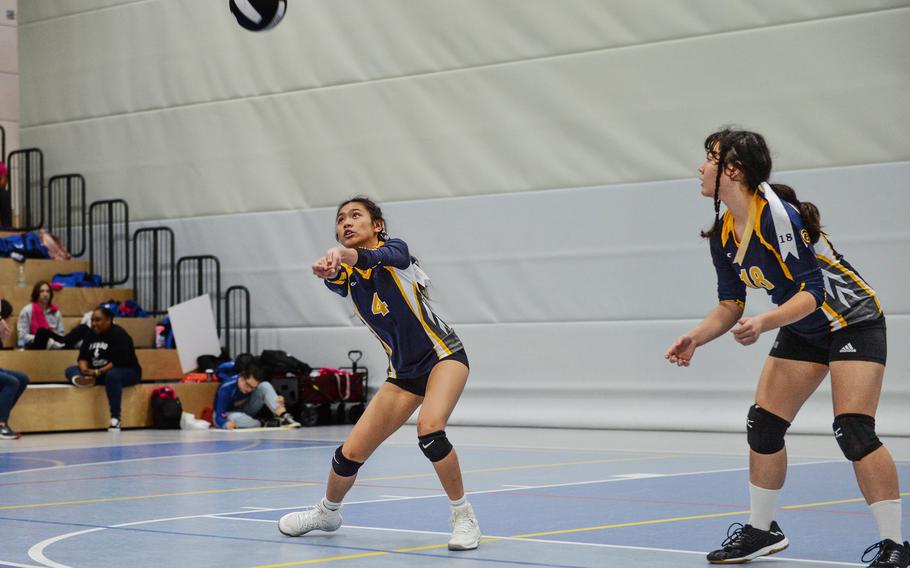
[30,281,54,304]
[701,128,823,243]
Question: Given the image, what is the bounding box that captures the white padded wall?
[18,2,910,432]
[134,161,910,434]
[19,1,910,219]
[0,0,17,156]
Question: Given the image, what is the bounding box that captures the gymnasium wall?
[18,1,910,433]
[0,0,17,157]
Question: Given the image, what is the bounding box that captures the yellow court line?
[0,454,672,511]
[0,482,319,511]
[360,454,679,482]
[251,491,910,566]
[511,490,910,540]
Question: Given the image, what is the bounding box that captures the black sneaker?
[1,424,21,440]
[707,521,789,564]
[863,539,910,567]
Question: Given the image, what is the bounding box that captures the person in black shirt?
[64,306,142,430]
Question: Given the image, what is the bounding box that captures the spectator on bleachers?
[0,162,10,228]
[18,281,66,349]
[17,282,92,350]
[0,297,28,439]
[213,361,300,430]
[64,306,142,430]
[0,366,28,440]
[1,299,13,348]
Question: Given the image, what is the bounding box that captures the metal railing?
[5,148,44,231]
[133,227,175,316]
[47,174,87,257]
[223,285,251,357]
[89,199,130,286]
[176,255,222,331]
[0,125,5,163]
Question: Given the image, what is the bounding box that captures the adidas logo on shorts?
[839,342,857,354]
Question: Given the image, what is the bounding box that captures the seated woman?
[1,299,13,348]
[213,362,301,429]
[17,281,66,350]
[0,300,29,439]
[64,306,142,430]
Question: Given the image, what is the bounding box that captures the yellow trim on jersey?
[721,211,735,248]
[815,252,882,313]
[385,267,452,358]
[412,283,453,357]
[821,302,847,329]
[752,200,794,281]
[733,193,760,266]
[350,289,396,378]
[326,265,351,285]
[721,299,746,310]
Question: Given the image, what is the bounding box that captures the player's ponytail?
[769,183,823,244]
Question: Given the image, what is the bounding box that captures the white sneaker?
[278,502,342,537]
[448,503,480,551]
[109,418,121,431]
[48,338,65,350]
[70,375,95,388]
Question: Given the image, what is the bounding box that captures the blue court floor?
[0,427,907,567]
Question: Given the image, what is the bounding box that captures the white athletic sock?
[321,497,341,511]
[749,483,782,531]
[449,496,467,509]
[870,499,903,543]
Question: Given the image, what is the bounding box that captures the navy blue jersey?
[711,194,881,338]
[325,239,463,379]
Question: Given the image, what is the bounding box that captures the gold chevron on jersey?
[386,265,460,359]
[813,235,882,328]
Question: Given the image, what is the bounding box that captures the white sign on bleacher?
[168,294,221,373]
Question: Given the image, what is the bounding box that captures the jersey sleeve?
[758,206,826,308]
[324,266,351,297]
[213,385,232,428]
[355,238,411,270]
[710,236,746,306]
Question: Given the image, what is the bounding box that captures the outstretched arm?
[665,300,743,367]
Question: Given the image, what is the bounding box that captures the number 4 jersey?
[711,193,882,339]
[325,239,463,379]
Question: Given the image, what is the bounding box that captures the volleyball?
[229,0,287,32]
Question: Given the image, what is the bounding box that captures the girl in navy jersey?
[278,197,480,550]
[665,129,907,567]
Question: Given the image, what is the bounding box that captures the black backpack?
[150,386,183,429]
[258,350,311,377]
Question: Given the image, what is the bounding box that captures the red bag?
[302,368,364,403]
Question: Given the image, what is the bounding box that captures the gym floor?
[1,426,907,567]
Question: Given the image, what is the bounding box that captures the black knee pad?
[833,414,882,462]
[331,446,363,477]
[747,405,791,454]
[418,431,453,463]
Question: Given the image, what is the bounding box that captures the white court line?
[27,508,275,568]
[24,459,841,567]
[0,560,45,568]
[211,518,861,566]
[450,440,910,463]
[0,444,334,477]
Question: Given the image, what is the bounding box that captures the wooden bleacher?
[8,316,157,348]
[0,258,91,286]
[0,257,212,433]
[0,285,133,316]
[0,350,182,382]
[9,383,218,432]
